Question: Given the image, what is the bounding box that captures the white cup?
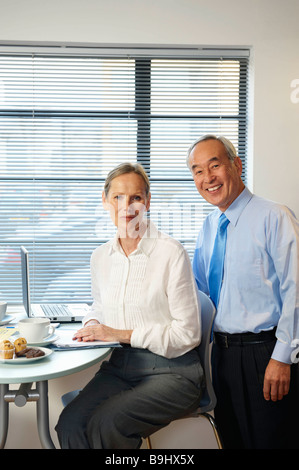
[0,302,7,321]
[18,318,55,343]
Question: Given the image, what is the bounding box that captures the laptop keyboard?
[41,304,71,316]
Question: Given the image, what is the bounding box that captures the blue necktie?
[208,213,230,308]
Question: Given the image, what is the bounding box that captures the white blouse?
[83,221,201,358]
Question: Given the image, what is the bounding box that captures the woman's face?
[102,172,151,238]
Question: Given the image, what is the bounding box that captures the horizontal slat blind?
[0,48,249,303]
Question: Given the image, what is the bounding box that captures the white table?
[0,314,111,449]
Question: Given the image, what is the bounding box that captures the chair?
[61,389,81,407]
[61,290,223,449]
[146,289,223,449]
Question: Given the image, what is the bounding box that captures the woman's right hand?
[73,322,132,344]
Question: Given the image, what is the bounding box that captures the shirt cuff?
[271,339,294,364]
[82,316,99,326]
[130,329,143,349]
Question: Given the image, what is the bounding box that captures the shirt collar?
[224,186,253,227]
[108,219,158,257]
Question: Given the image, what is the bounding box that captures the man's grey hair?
[186,134,237,169]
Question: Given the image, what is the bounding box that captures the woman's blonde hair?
[103,162,150,197]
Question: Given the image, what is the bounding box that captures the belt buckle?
[224,334,229,348]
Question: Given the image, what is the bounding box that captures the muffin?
[14,337,27,355]
[0,340,15,359]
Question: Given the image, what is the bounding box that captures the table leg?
[0,381,55,449]
[0,384,9,449]
[36,381,55,449]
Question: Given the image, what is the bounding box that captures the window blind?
[0,46,249,304]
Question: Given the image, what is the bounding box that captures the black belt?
[213,328,276,348]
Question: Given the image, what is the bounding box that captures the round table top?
[0,346,111,384]
[0,308,112,384]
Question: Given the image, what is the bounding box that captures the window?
[0,45,249,303]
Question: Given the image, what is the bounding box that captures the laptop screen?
[20,246,31,316]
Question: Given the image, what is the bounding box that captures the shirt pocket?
[240,257,262,290]
[227,254,262,291]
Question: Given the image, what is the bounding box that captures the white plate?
[27,334,58,347]
[0,315,16,326]
[0,346,52,364]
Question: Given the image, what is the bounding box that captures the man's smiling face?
[189,139,245,212]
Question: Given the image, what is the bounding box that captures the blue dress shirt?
[193,187,299,363]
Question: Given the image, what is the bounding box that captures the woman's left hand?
[73,323,132,344]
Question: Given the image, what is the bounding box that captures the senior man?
[187,134,299,449]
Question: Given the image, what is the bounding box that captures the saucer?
[27,334,58,347]
[0,315,16,326]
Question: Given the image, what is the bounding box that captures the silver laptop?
[20,246,89,322]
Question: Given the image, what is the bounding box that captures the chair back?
[196,290,217,413]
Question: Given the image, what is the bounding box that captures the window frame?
[0,43,250,303]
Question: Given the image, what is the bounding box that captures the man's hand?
[263,358,291,401]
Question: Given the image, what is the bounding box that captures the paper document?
[52,328,120,350]
[0,327,16,341]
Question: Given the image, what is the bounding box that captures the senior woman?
[55,163,203,449]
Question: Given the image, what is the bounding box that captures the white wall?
[1,0,299,449]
